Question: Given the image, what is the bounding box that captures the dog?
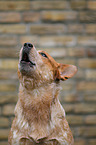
[8,43,77,145]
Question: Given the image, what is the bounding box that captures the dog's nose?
[23,43,33,49]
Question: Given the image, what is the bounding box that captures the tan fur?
[8,44,77,145]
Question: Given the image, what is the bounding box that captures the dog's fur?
[8,44,77,145]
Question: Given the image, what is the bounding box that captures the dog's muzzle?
[20,43,35,66]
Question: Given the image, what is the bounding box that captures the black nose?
[23,42,33,49]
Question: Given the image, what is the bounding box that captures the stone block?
[0,70,18,80]
[77,81,96,91]
[88,1,96,10]
[0,1,30,11]
[86,70,96,79]
[0,117,9,127]
[87,48,96,57]
[68,24,84,33]
[78,58,96,68]
[55,58,76,65]
[23,12,40,22]
[67,115,83,125]
[0,83,16,92]
[87,139,96,145]
[80,11,96,22]
[39,36,76,47]
[0,36,17,46]
[74,69,85,79]
[0,12,21,23]
[41,11,77,22]
[0,59,18,70]
[0,141,8,145]
[85,115,96,125]
[74,138,86,145]
[78,36,96,46]
[2,104,15,116]
[60,93,81,103]
[68,48,85,57]
[84,93,96,102]
[31,1,68,10]
[0,107,1,115]
[0,129,9,139]
[61,80,75,91]
[77,126,96,137]
[0,48,19,58]
[30,24,66,35]
[0,94,17,104]
[85,24,96,34]
[74,103,96,113]
[0,24,26,34]
[71,0,86,10]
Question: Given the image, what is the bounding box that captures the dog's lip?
[20,60,35,66]
[20,52,35,66]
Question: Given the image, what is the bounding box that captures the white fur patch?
[13,130,18,139]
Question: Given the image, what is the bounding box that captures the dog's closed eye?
[40,52,48,58]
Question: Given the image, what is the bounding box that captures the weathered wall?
[0,1,96,145]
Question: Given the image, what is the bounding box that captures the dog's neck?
[16,81,60,125]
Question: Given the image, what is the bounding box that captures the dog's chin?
[18,61,35,76]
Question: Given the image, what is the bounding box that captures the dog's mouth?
[21,52,35,67]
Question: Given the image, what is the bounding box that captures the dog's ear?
[58,63,77,81]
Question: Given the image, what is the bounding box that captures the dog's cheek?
[43,71,53,81]
[37,65,53,81]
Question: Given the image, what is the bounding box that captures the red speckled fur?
[8,44,77,145]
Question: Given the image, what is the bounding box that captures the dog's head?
[18,43,77,88]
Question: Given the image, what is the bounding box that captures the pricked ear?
[58,63,77,81]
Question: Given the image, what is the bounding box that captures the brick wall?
[0,0,96,145]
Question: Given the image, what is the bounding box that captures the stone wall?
[0,1,96,145]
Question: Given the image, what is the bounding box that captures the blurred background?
[0,0,96,145]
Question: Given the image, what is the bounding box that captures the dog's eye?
[40,53,48,58]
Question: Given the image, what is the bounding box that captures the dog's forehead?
[38,50,59,67]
